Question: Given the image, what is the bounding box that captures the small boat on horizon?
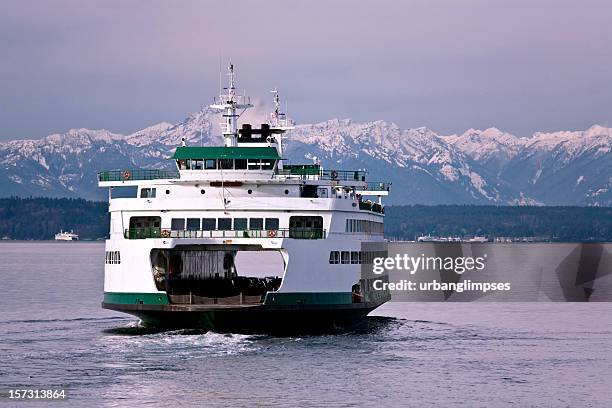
[55,230,79,241]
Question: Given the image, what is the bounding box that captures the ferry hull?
[102,301,386,334]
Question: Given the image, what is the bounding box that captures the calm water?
[1,242,611,407]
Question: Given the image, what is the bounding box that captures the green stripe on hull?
[263,292,352,306]
[104,292,169,305]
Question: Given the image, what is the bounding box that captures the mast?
[268,88,294,170]
[210,62,253,147]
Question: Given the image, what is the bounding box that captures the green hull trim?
[263,292,352,306]
[104,292,169,305]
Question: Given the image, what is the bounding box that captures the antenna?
[209,61,253,147]
[218,53,222,97]
[266,89,295,171]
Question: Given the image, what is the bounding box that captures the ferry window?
[177,160,186,170]
[249,218,264,230]
[193,159,203,170]
[329,251,335,264]
[204,159,216,170]
[218,218,232,230]
[171,218,185,230]
[186,218,200,231]
[341,251,350,264]
[265,218,279,230]
[261,160,275,170]
[329,251,340,264]
[130,216,160,230]
[234,218,247,230]
[219,159,233,169]
[166,189,170,195]
[111,186,138,198]
[185,160,191,170]
[247,189,253,194]
[284,189,289,195]
[247,159,261,170]
[202,218,216,230]
[200,189,205,194]
[358,251,363,264]
[289,216,324,238]
[235,159,247,170]
[140,188,156,198]
[351,251,359,264]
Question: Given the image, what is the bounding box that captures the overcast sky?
[1,0,611,141]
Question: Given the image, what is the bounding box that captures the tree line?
[0,197,109,240]
[385,205,612,242]
[1,197,610,242]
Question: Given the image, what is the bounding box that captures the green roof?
[172,146,281,160]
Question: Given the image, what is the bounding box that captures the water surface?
[1,242,611,407]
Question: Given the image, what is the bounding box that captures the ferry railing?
[99,169,180,182]
[125,227,162,239]
[124,228,326,240]
[357,181,391,192]
[275,168,366,182]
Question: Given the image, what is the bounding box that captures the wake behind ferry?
[99,64,391,332]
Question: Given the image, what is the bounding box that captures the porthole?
[200,189,205,194]
[284,189,289,195]
[165,189,170,195]
[248,189,253,194]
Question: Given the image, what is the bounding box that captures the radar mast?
[210,62,253,147]
[268,88,294,169]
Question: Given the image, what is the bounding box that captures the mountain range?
[1,107,610,205]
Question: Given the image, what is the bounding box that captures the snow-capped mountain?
[444,125,612,205]
[0,107,610,205]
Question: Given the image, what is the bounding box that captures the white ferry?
[55,230,79,241]
[99,64,391,332]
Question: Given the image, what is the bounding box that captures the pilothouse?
[99,63,391,332]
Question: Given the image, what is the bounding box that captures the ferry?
[55,230,79,241]
[98,64,391,332]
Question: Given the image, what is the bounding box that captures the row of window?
[171,217,280,231]
[105,251,121,264]
[328,250,387,265]
[177,159,277,171]
[345,219,384,234]
[139,187,288,199]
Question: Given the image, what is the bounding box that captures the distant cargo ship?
[54,230,79,241]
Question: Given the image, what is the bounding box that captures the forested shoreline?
[1,197,610,242]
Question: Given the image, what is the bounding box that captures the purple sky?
[1,0,611,141]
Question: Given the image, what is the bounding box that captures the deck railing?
[276,167,366,181]
[124,227,326,240]
[357,181,391,192]
[99,167,375,185]
[99,169,180,182]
